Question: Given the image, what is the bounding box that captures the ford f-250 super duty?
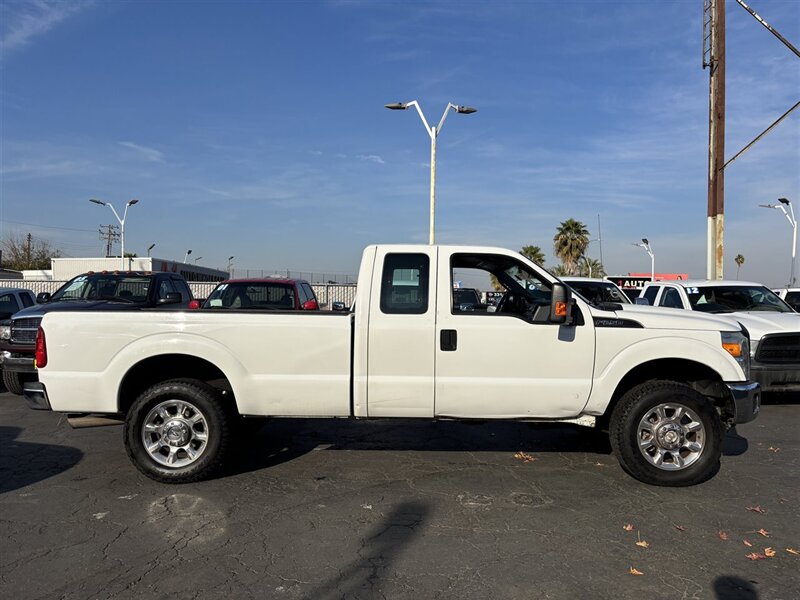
[25,245,760,486]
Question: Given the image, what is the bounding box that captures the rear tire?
[609,381,723,486]
[124,379,233,483]
[3,370,33,396]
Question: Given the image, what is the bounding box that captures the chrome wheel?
[636,403,705,471]
[141,399,209,468]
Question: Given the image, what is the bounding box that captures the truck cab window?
[659,287,683,309]
[450,253,552,321]
[380,254,430,314]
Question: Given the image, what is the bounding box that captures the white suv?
[639,280,800,393]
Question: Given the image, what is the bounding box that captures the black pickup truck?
[0,271,194,395]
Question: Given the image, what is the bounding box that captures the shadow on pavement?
[305,500,429,600]
[713,575,759,599]
[0,426,83,494]
[226,419,612,478]
[722,426,748,456]
[761,391,800,405]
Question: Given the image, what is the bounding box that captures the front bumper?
[751,363,800,393]
[23,381,51,411]
[726,381,760,424]
[0,351,36,373]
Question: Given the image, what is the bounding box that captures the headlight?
[721,331,750,379]
[0,325,10,341]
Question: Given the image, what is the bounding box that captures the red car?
[200,278,319,311]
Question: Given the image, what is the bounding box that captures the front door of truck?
[366,247,437,417]
[434,251,596,418]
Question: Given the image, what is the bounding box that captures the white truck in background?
[26,244,760,486]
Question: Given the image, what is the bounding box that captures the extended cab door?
[365,247,437,417]
[434,249,596,418]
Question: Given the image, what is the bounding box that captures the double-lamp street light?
[759,197,797,287]
[385,100,477,245]
[633,238,655,282]
[89,198,138,270]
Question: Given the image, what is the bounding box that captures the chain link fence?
[0,280,358,310]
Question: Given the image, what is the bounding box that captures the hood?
[724,311,800,342]
[591,303,740,332]
[12,300,140,319]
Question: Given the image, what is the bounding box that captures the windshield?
[204,282,296,309]
[50,274,151,303]
[566,281,630,305]
[686,285,793,313]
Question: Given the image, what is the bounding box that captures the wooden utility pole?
[704,0,726,280]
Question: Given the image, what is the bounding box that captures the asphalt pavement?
[1,392,798,600]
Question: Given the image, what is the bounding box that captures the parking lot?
[1,392,798,600]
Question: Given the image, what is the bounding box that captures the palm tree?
[553,219,590,275]
[550,264,570,277]
[519,245,545,266]
[735,254,745,279]
[578,257,606,278]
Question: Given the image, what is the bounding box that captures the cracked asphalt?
[1,391,799,600]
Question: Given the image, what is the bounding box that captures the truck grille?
[755,333,800,364]
[10,317,42,346]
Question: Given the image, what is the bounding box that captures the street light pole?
[184,249,192,263]
[227,256,235,275]
[89,198,139,270]
[385,100,477,245]
[760,198,797,286]
[633,238,655,282]
[147,243,156,257]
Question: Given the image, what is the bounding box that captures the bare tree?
[1,232,62,270]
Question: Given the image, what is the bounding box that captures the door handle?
[440,329,457,351]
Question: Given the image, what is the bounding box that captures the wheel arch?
[118,354,237,416]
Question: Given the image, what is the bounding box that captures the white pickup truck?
[25,245,760,487]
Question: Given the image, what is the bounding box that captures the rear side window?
[297,284,309,304]
[785,292,800,312]
[172,278,192,301]
[302,283,317,303]
[380,254,430,314]
[642,286,659,305]
[659,287,683,308]
[158,279,176,300]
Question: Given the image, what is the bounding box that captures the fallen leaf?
[623,524,635,532]
[786,548,800,556]
[768,447,780,453]
[594,462,606,467]
[743,540,753,547]
[514,452,537,463]
[747,505,767,514]
[764,547,776,557]
[636,540,650,548]
[674,524,687,532]
[758,528,770,537]
[746,552,767,561]
[718,531,729,540]
[629,567,644,576]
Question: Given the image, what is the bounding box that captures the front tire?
[124,379,233,483]
[609,381,723,487]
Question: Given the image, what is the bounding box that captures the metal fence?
[0,280,358,310]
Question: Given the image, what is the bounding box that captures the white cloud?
[357,154,385,165]
[1,0,92,55]
[118,141,164,162]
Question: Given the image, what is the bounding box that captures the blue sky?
[1,0,798,285]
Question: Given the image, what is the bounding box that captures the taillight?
[188,300,201,309]
[35,327,47,369]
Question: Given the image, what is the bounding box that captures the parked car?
[452,287,486,312]
[27,244,759,487]
[0,287,38,394]
[561,277,631,305]
[0,271,193,395]
[638,280,800,393]
[201,278,319,310]
[773,288,800,312]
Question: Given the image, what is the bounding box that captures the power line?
[0,219,96,233]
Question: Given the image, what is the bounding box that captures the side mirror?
[635,297,650,306]
[331,301,347,312]
[36,292,51,303]
[550,283,573,325]
[157,292,183,305]
[302,300,319,310]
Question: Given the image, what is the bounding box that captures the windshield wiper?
[95,295,137,303]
